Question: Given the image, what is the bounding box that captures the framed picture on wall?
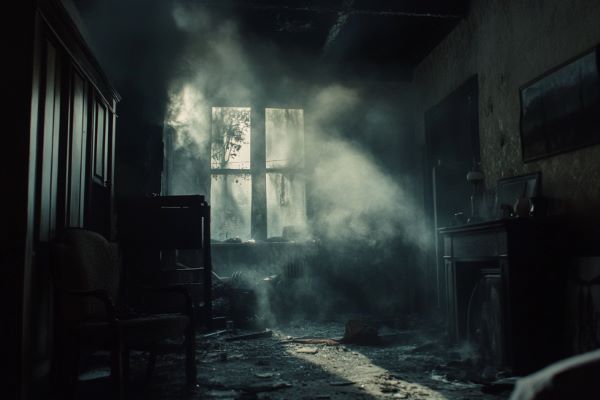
[519,45,600,162]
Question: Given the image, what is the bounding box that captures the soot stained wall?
[414,0,600,218]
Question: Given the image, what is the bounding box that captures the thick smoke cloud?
[165,1,429,250]
[305,85,429,249]
[75,0,430,319]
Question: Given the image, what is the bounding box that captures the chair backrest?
[52,228,121,322]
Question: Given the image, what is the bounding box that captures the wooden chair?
[51,228,196,399]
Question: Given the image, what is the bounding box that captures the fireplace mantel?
[439,217,567,374]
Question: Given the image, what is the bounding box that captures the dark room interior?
[4,0,600,399]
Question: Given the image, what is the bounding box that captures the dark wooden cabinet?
[439,218,567,374]
[85,90,117,238]
[4,1,120,397]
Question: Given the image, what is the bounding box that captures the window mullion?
[251,106,267,240]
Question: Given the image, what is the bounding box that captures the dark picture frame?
[519,46,600,162]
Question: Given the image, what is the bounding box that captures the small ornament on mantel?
[513,185,532,218]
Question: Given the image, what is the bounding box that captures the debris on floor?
[329,380,355,386]
[342,319,381,345]
[192,317,513,400]
[225,329,274,342]
[254,372,274,379]
[74,316,515,399]
[295,347,319,354]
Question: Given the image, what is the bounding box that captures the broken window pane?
[211,174,252,241]
[211,107,251,169]
[265,108,304,169]
[266,172,306,238]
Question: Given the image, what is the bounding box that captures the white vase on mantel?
[513,196,531,218]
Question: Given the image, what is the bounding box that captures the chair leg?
[63,345,80,400]
[185,324,197,385]
[53,332,79,400]
[123,349,130,384]
[145,349,157,382]
[110,334,124,400]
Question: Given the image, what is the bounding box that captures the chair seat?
[52,229,198,397]
[77,314,190,349]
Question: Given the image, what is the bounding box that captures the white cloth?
[510,349,600,399]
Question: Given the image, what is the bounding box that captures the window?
[210,107,252,241]
[265,108,306,239]
[210,107,306,241]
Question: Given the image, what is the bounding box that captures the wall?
[414,0,600,354]
[414,0,600,218]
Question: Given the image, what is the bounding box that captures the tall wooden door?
[85,93,115,239]
[424,76,480,308]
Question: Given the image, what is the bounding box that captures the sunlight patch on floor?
[286,346,449,399]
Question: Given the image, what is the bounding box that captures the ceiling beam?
[192,1,463,19]
[322,0,353,55]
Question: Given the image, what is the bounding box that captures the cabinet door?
[85,93,115,237]
[66,69,87,227]
[37,39,61,241]
[30,35,64,382]
[93,98,108,182]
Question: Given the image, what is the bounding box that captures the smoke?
[169,2,260,105]
[164,2,264,196]
[70,0,431,319]
[310,137,427,247]
[304,85,429,249]
[167,85,211,151]
[164,2,429,250]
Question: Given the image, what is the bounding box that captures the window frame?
[210,106,305,241]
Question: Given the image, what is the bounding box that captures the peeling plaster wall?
[414,0,600,217]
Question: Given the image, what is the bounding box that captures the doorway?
[424,75,481,308]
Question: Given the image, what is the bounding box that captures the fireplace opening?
[452,261,506,369]
[467,271,505,368]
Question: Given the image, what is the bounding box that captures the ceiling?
[71,0,469,82]
[192,0,469,79]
